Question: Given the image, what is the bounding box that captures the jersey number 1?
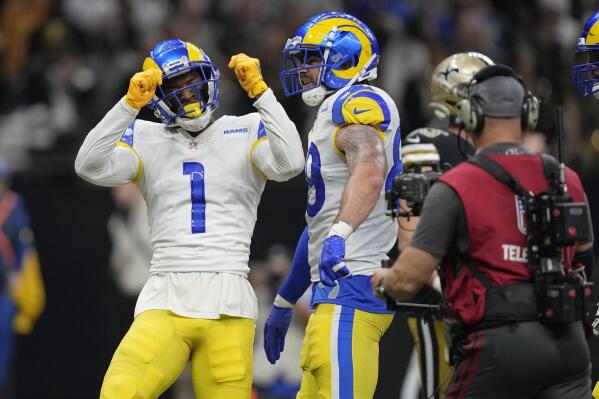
[183,162,206,233]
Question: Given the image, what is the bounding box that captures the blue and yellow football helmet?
[143,39,220,127]
[573,11,599,96]
[281,12,379,104]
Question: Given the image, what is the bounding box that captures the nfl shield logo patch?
[515,195,527,235]
[188,142,197,152]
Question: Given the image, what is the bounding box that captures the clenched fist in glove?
[319,221,354,287]
[228,53,268,98]
[124,69,163,110]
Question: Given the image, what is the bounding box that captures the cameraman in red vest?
[373,64,594,399]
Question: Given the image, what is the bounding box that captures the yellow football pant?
[100,310,254,399]
[296,303,393,399]
[407,316,453,398]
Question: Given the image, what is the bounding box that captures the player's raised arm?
[74,69,161,186]
[229,53,304,181]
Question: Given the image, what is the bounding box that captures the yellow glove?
[11,250,45,335]
[124,69,163,110]
[228,53,268,98]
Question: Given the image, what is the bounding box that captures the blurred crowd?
[2,0,599,396]
[1,0,599,181]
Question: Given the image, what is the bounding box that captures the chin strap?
[302,86,332,107]
[175,108,213,132]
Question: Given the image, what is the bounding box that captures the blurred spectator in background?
[108,183,151,302]
[523,131,551,153]
[0,0,596,176]
[251,244,310,399]
[0,157,45,396]
[0,0,594,168]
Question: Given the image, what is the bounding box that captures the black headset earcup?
[470,98,485,134]
[522,93,540,131]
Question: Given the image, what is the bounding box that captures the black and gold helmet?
[429,52,494,122]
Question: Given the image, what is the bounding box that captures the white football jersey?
[305,84,402,281]
[123,113,267,274]
[75,89,304,318]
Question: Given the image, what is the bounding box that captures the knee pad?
[101,368,166,399]
[101,375,137,399]
[101,313,175,398]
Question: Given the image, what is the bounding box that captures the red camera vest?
[439,153,586,326]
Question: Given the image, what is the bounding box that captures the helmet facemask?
[281,44,326,95]
[151,65,220,131]
[143,39,220,131]
[572,11,599,98]
[572,47,599,97]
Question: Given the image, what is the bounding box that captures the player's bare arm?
[334,124,387,229]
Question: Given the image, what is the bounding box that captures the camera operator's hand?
[264,299,293,364]
[372,268,394,299]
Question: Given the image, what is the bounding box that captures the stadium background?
[2,0,599,397]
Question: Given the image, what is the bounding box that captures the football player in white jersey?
[75,39,304,399]
[262,12,402,399]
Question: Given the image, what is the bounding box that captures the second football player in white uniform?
[75,39,304,399]
[263,13,402,399]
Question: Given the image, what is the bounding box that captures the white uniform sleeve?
[74,99,142,187]
[250,88,305,182]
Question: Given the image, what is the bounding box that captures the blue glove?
[319,235,352,287]
[264,304,292,364]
